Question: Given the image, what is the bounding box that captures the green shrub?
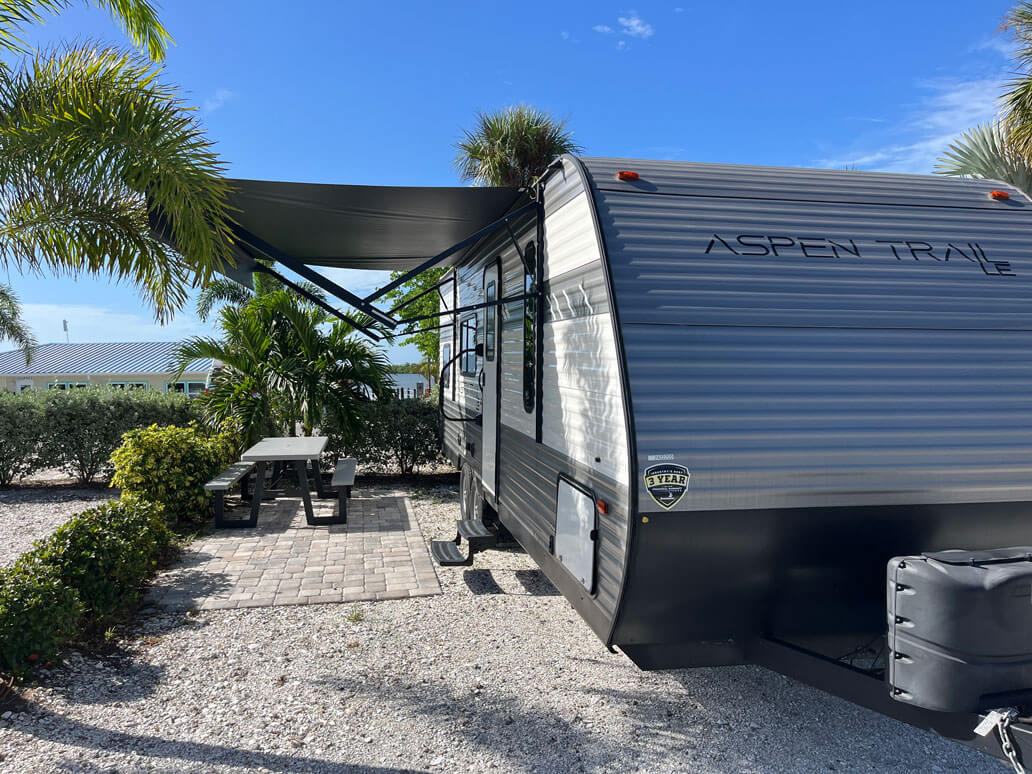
[346,398,443,474]
[40,387,199,484]
[110,424,234,524]
[39,498,172,633]
[0,554,82,678]
[0,390,46,486]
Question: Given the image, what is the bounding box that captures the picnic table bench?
[205,461,257,528]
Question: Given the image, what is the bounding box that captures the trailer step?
[456,518,497,550]
[431,539,473,567]
[430,519,499,567]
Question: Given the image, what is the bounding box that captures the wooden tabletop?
[240,436,328,462]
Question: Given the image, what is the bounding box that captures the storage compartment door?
[555,478,597,591]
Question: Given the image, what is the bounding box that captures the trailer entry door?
[481,262,500,498]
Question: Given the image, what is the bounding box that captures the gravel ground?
[0,481,115,567]
[0,483,1006,773]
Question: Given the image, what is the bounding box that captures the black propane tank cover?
[886,547,1032,714]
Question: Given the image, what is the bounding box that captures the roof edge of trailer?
[574,155,1032,209]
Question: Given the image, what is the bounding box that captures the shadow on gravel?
[47,658,166,706]
[462,569,505,595]
[513,569,559,596]
[0,486,114,505]
[13,707,429,774]
[315,671,647,773]
[313,666,1002,773]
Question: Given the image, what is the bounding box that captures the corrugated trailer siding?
[582,157,1032,513]
[624,325,1032,510]
[594,192,1032,328]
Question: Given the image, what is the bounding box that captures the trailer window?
[460,315,478,376]
[441,343,451,389]
[523,241,537,413]
[485,280,497,362]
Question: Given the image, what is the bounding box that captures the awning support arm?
[252,264,382,340]
[362,201,540,306]
[397,290,535,328]
[230,224,398,328]
[389,273,455,315]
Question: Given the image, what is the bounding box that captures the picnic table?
[240,436,338,526]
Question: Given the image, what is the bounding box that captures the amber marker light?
[617,170,640,181]
[990,190,1011,200]
[597,499,608,514]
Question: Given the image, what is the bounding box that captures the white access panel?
[555,479,597,591]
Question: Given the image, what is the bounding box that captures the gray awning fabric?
[226,178,524,272]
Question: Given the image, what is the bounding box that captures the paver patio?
[147,489,442,611]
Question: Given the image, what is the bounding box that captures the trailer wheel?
[460,463,484,523]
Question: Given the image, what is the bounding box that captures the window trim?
[459,314,478,376]
[523,240,537,413]
[484,278,497,363]
[166,380,208,397]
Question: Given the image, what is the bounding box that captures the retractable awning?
[153,176,535,338]
[226,178,523,271]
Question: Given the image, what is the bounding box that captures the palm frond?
[0,45,235,321]
[196,278,252,321]
[0,282,35,361]
[454,104,583,188]
[0,1,170,60]
[935,122,1032,196]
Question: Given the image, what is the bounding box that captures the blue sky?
[3,0,1020,361]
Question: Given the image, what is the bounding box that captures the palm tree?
[935,122,1032,195]
[453,104,583,188]
[0,283,35,361]
[0,2,235,324]
[173,291,391,449]
[1004,2,1032,158]
[196,267,327,321]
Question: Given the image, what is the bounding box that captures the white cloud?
[592,24,613,34]
[616,40,628,51]
[674,6,684,12]
[971,34,1020,60]
[560,30,569,40]
[817,75,1007,174]
[618,15,653,38]
[202,88,234,114]
[20,303,213,346]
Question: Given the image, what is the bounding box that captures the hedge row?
[0,498,172,678]
[0,388,199,486]
[323,397,443,474]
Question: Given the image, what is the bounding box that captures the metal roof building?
[0,342,214,394]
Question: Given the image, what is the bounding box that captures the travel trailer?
[183,156,1032,766]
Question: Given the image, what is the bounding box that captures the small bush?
[0,554,82,678]
[39,388,199,484]
[38,498,172,633]
[347,398,443,474]
[110,424,234,525]
[0,390,46,486]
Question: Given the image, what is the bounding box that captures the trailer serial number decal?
[704,234,1015,277]
[643,464,690,510]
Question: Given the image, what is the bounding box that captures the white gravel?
[0,483,1007,773]
[0,481,115,567]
